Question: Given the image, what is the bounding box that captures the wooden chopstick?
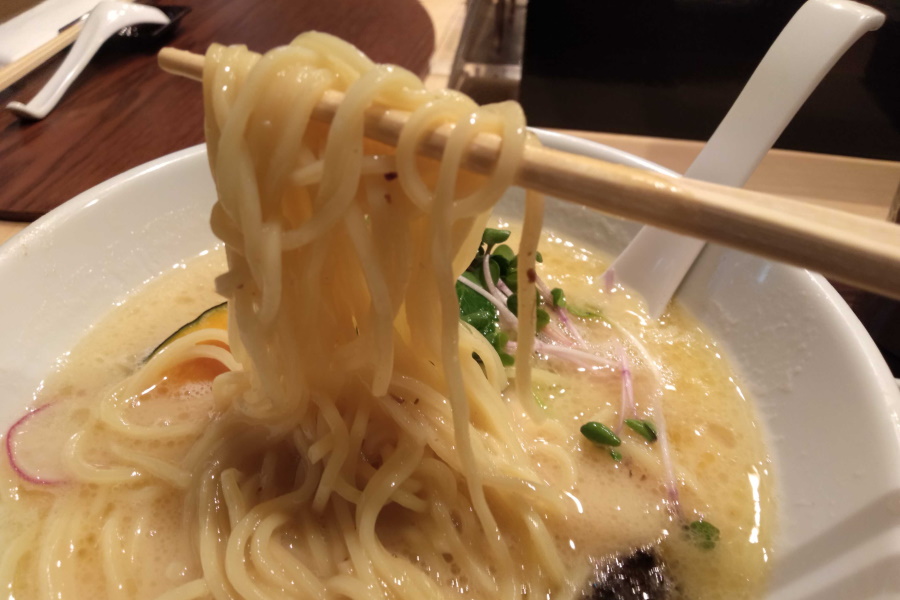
[158,47,900,301]
[0,23,82,92]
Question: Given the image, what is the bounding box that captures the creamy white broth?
[0,250,224,599]
[529,231,775,598]
[0,228,774,600]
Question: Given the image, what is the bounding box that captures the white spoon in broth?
[604,0,885,319]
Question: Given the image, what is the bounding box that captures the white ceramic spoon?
[604,0,885,319]
[6,1,170,120]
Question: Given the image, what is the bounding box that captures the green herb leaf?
[536,251,543,263]
[455,278,499,338]
[505,269,518,290]
[490,329,508,349]
[482,228,511,247]
[493,244,515,262]
[490,254,510,278]
[551,287,566,308]
[624,419,658,443]
[580,421,622,447]
[686,520,720,550]
[609,448,623,461]
[567,305,603,319]
[499,352,515,366]
[461,309,495,333]
[456,280,494,316]
[460,271,481,285]
[536,308,550,331]
[506,294,518,316]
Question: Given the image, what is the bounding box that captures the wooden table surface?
[0,0,434,221]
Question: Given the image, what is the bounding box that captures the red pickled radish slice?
[5,404,69,485]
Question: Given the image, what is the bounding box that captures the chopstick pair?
[157,47,900,301]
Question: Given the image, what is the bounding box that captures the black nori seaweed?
[583,547,673,600]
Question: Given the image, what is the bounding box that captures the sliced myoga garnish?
[6,404,69,485]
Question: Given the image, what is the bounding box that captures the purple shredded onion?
[534,273,588,349]
[507,340,614,370]
[615,346,635,434]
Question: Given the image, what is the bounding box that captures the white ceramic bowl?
[1,138,899,599]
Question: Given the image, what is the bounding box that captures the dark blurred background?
[452,0,900,161]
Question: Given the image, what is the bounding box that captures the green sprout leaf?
[567,305,603,320]
[686,520,720,550]
[457,279,493,316]
[488,330,514,366]
[482,228,511,247]
[461,309,495,333]
[580,422,622,447]
[460,270,480,285]
[492,244,515,262]
[490,254,510,278]
[609,448,623,462]
[624,419,658,443]
[536,308,550,331]
[506,294,518,316]
[551,287,566,308]
[456,277,499,339]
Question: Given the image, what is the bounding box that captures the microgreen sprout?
[457,228,610,375]
[506,294,518,316]
[625,419,658,443]
[567,305,603,319]
[492,244,515,262]
[580,421,622,447]
[686,520,720,550]
[550,287,566,308]
[482,228,511,248]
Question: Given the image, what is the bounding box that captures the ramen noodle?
[0,32,774,600]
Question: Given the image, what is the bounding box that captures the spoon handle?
[607,0,885,318]
[689,0,884,186]
[6,1,169,120]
